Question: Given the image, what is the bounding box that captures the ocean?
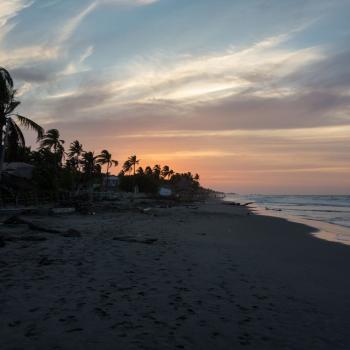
[224,194,350,229]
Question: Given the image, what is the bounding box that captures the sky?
[1,0,350,194]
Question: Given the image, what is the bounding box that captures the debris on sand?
[3,216,61,233]
[50,208,75,215]
[2,216,82,242]
[112,236,158,245]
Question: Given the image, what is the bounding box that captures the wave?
[225,194,350,229]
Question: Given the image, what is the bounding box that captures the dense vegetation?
[0,67,202,202]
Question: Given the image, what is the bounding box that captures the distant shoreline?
[222,194,350,246]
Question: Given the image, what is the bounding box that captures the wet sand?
[1,201,350,349]
[251,205,350,246]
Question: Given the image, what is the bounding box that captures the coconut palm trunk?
[106,162,111,190]
[0,119,11,181]
[0,119,6,180]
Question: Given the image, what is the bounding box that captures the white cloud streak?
[0,0,159,70]
[0,0,32,41]
[116,125,350,141]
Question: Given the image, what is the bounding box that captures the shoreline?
[1,199,350,349]
[248,204,350,246]
[222,195,350,246]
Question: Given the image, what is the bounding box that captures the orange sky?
[45,124,349,194]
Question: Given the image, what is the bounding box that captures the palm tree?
[161,165,170,179]
[40,129,65,162]
[68,140,83,170]
[122,160,132,175]
[97,149,118,187]
[80,151,100,177]
[0,67,43,178]
[145,166,153,176]
[127,155,140,176]
[136,167,144,176]
[161,165,174,179]
[153,164,161,179]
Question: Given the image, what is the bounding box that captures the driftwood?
[3,216,61,233]
[3,216,82,238]
[224,201,254,207]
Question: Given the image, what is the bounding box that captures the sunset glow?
[2,0,350,193]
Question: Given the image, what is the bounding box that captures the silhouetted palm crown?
[0,67,43,151]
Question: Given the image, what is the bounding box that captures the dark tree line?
[0,67,202,200]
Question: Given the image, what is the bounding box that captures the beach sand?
[1,200,350,349]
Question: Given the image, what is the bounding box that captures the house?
[159,186,173,197]
[102,175,119,190]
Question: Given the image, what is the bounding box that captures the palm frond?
[8,118,25,147]
[0,67,13,88]
[5,100,20,114]
[0,67,13,104]
[15,114,44,140]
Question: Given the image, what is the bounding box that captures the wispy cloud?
[144,150,237,160]
[0,0,32,42]
[1,0,159,71]
[101,0,160,5]
[116,125,350,140]
[100,32,323,105]
[62,46,94,76]
[0,0,31,28]
[33,30,322,121]
[57,2,98,44]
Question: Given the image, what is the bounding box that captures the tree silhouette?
[145,166,153,176]
[81,151,100,178]
[97,149,118,188]
[161,165,174,179]
[127,155,140,176]
[0,67,43,178]
[122,160,132,175]
[40,129,65,163]
[153,164,161,179]
[68,140,83,170]
[136,166,144,176]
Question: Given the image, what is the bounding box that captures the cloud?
[18,30,350,135]
[0,0,32,41]
[11,66,54,83]
[286,50,350,92]
[62,46,94,76]
[20,30,334,130]
[57,2,98,44]
[94,32,323,108]
[0,0,160,84]
[0,0,31,28]
[116,125,350,141]
[100,0,159,5]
